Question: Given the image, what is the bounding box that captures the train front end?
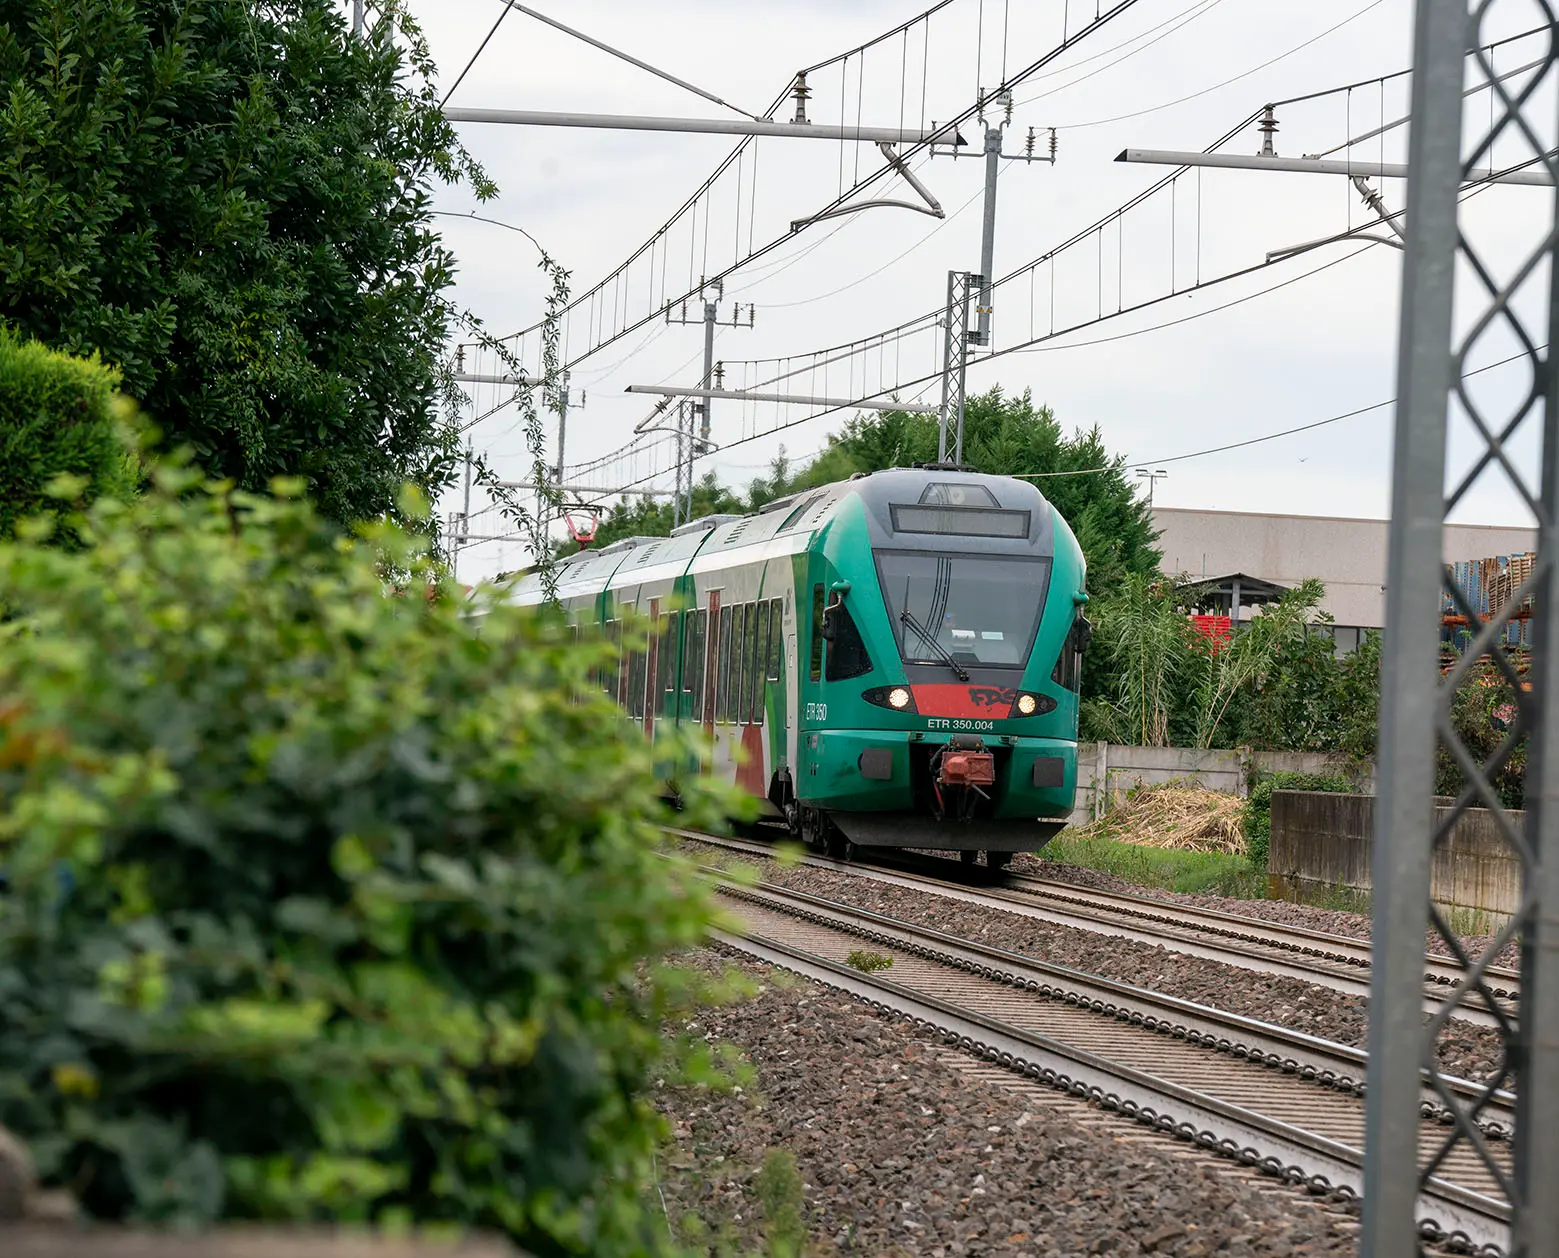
[794,468,1087,862]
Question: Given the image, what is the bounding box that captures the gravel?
[1009,852,1521,971]
[684,842,1507,1083]
[655,945,1362,1257]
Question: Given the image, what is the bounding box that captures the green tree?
[0,0,492,526]
[0,325,137,540]
[0,456,733,1253]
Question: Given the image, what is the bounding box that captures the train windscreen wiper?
[898,609,970,682]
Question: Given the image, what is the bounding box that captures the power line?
[1045,0,1385,130]
[440,3,512,107]
[1010,345,1543,478]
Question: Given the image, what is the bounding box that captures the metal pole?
[441,107,955,146]
[975,121,1002,346]
[352,0,363,37]
[1361,4,1466,1252]
[554,370,570,483]
[1114,146,1555,186]
[938,272,956,463]
[453,441,473,582]
[699,299,716,451]
[1364,3,1559,1255]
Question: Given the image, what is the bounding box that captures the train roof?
[496,467,1060,604]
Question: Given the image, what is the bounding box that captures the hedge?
[0,325,137,540]
[0,459,734,1255]
[1242,771,1356,870]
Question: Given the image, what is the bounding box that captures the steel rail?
[671,829,1516,1026]
[714,875,1517,1136]
[713,912,1511,1254]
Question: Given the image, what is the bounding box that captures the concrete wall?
[1069,743,1374,825]
[1268,790,1525,925]
[1152,507,1537,629]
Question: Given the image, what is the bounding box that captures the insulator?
[791,71,811,125]
[1257,106,1278,156]
[1049,127,1058,162]
[1025,126,1035,158]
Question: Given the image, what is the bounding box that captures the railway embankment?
[654,946,1362,1257]
[678,839,1504,1083]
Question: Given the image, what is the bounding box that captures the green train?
[503,467,1089,867]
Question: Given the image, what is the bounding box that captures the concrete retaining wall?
[1069,744,1375,825]
[1268,790,1524,925]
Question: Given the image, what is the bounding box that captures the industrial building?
[1152,507,1538,652]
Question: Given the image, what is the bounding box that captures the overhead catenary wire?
[440,2,511,107]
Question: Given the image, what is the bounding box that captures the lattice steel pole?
[1363,5,1559,1256]
[937,271,974,465]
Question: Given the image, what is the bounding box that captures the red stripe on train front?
[910,684,1017,719]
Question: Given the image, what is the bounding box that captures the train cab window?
[659,612,679,716]
[766,598,783,683]
[744,601,765,724]
[684,608,707,722]
[605,620,621,700]
[809,584,825,681]
[716,606,734,723]
[824,598,873,682]
[1052,612,1090,693]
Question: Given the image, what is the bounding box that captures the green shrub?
[0,325,137,541]
[844,950,893,973]
[1243,772,1356,869]
[0,460,734,1254]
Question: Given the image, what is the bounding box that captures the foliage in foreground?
[0,463,734,1254]
[0,0,492,527]
[0,324,137,541]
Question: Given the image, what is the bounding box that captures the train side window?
[824,599,873,682]
[627,633,646,720]
[659,612,679,716]
[684,609,706,722]
[730,603,748,725]
[716,606,734,723]
[766,597,782,682]
[809,584,824,681]
[744,601,764,724]
[1052,613,1089,693]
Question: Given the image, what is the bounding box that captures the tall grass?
[1040,832,1265,898]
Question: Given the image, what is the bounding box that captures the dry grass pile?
[1086,783,1248,855]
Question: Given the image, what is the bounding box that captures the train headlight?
[1016,693,1037,716]
[888,687,911,710]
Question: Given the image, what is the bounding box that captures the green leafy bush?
[1243,772,1356,869]
[0,460,732,1254]
[0,325,136,540]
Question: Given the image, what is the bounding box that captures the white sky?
[407,0,1555,581]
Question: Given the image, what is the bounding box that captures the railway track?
[673,827,1519,1027]
[709,873,1513,1256]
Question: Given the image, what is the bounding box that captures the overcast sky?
[407,0,1554,581]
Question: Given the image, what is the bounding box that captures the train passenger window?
[660,612,679,716]
[627,637,646,720]
[824,600,873,682]
[716,606,734,723]
[730,604,748,724]
[744,602,763,724]
[809,584,825,681]
[684,609,707,722]
[766,598,783,682]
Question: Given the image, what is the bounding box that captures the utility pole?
[663,278,753,519]
[931,89,1055,464]
[351,0,363,37]
[451,441,473,582]
[553,369,585,483]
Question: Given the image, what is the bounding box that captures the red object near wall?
[1190,614,1232,649]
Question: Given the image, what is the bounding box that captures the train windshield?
[875,552,1051,669]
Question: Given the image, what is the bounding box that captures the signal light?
[888,687,911,710]
[1010,691,1056,718]
[1016,693,1037,716]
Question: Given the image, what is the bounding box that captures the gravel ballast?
[656,946,1362,1257]
[683,841,1506,1083]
